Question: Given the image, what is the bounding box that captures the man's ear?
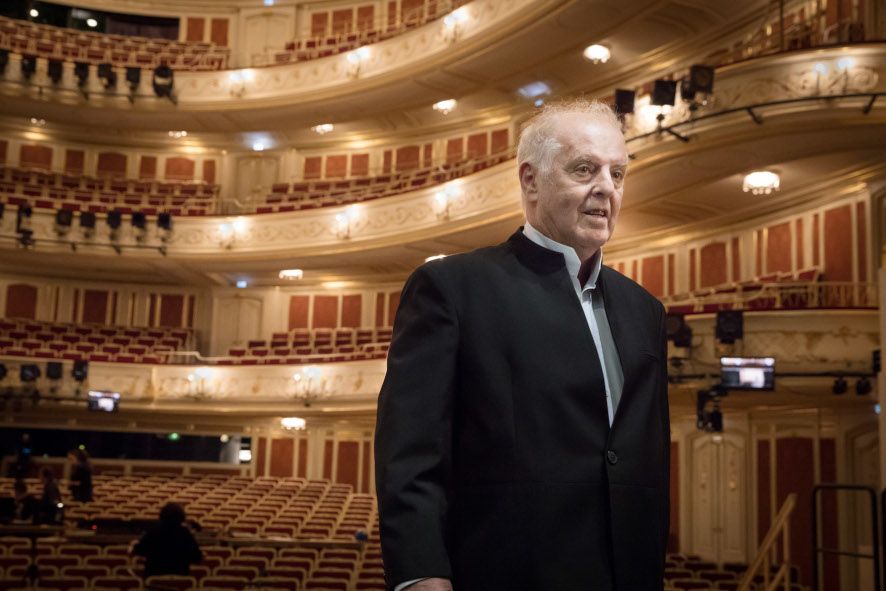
[519,162,539,203]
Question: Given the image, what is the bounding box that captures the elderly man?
[375,99,670,591]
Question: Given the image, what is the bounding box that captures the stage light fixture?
[107,210,122,230]
[157,212,172,231]
[73,62,89,87]
[55,209,73,235]
[97,63,116,89]
[651,79,677,106]
[715,311,743,344]
[856,377,872,396]
[20,364,40,382]
[126,66,142,92]
[80,211,96,237]
[20,55,37,80]
[832,377,847,395]
[683,64,715,97]
[0,49,8,74]
[152,64,175,102]
[72,360,88,382]
[16,204,34,248]
[0,363,6,381]
[46,362,63,381]
[665,313,692,348]
[131,211,147,230]
[613,89,635,115]
[47,59,63,84]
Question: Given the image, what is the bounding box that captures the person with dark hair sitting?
[38,467,63,525]
[67,449,93,502]
[13,479,39,524]
[131,502,203,579]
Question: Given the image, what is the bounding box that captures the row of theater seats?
[256,151,513,214]
[664,268,825,315]
[273,0,469,65]
[0,166,217,216]
[0,16,229,72]
[0,319,193,365]
[0,543,386,590]
[663,554,803,591]
[222,328,393,366]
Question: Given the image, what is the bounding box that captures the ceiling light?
[252,142,265,152]
[742,171,780,195]
[168,130,187,138]
[312,123,334,135]
[86,18,98,28]
[583,44,611,64]
[236,280,248,289]
[425,254,447,262]
[29,9,39,18]
[281,417,307,431]
[238,449,252,462]
[517,81,551,100]
[432,99,457,114]
[279,269,304,280]
[29,117,46,127]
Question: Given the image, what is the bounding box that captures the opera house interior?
[0,0,883,589]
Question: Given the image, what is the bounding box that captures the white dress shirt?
[393,223,623,591]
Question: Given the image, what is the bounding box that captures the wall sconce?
[290,366,327,407]
[187,366,212,398]
[280,416,307,431]
[442,7,469,43]
[433,186,459,220]
[334,205,360,239]
[346,47,370,78]
[218,217,248,249]
[229,69,254,97]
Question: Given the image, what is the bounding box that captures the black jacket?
[133,523,203,579]
[375,229,670,591]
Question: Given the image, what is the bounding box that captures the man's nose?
[592,168,616,197]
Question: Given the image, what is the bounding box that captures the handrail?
[661,281,879,312]
[738,492,797,591]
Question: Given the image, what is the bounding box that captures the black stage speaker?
[715,310,743,343]
[651,79,677,106]
[614,89,635,115]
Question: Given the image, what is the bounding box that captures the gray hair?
[516,98,623,179]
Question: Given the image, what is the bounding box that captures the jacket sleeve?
[375,263,458,590]
[657,302,671,568]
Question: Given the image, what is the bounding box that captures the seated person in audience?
[67,448,93,502]
[38,467,63,524]
[131,502,203,579]
[12,478,39,523]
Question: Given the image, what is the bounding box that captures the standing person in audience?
[38,467,62,524]
[67,448,93,502]
[131,502,203,579]
[376,99,670,591]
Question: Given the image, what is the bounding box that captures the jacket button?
[606,450,618,465]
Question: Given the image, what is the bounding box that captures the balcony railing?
[662,281,878,314]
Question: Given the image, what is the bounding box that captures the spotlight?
[80,211,96,237]
[152,64,175,102]
[0,49,9,74]
[47,59,63,84]
[157,212,172,231]
[126,67,141,87]
[715,311,743,344]
[21,55,37,80]
[832,377,847,395]
[72,360,88,382]
[131,211,146,230]
[16,205,34,248]
[856,377,872,396]
[55,209,73,235]
[0,363,6,380]
[666,313,692,348]
[20,364,40,382]
[97,63,116,89]
[686,64,715,95]
[107,210,122,230]
[73,62,89,88]
[46,362,63,381]
[651,79,677,106]
[613,89,635,115]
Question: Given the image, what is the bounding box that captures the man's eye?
[575,165,591,174]
[613,170,624,180]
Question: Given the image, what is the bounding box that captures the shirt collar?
[522,222,603,290]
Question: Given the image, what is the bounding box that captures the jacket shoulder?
[601,265,665,313]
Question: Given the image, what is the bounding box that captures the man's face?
[523,115,628,259]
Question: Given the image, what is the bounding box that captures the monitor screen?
[87,390,120,412]
[720,357,775,390]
